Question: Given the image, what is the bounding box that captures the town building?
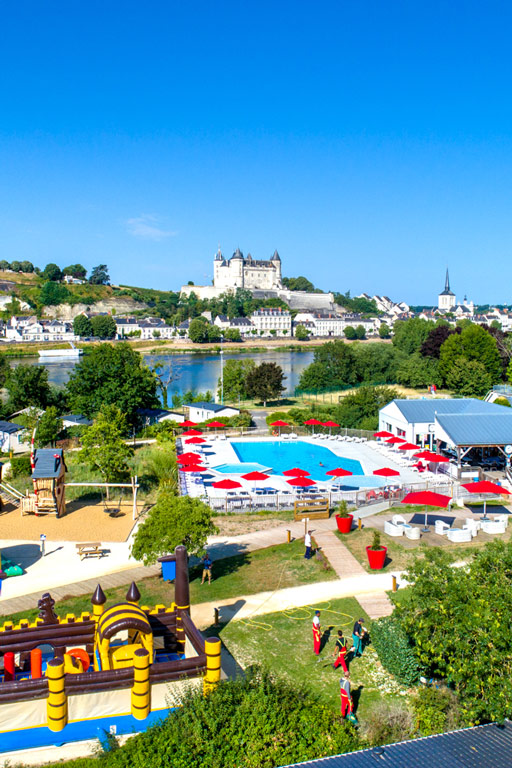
[137,318,175,340]
[250,307,292,337]
[185,402,240,422]
[5,316,77,343]
[357,293,410,317]
[214,315,254,337]
[115,317,140,337]
[293,311,378,338]
[136,408,185,425]
[438,269,456,311]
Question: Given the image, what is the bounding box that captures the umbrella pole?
[422,505,429,533]
[481,498,488,522]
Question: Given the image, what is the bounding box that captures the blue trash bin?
[158,556,176,582]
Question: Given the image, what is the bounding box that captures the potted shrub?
[335,501,354,534]
[366,530,387,570]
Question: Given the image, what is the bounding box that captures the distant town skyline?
[2,2,512,303]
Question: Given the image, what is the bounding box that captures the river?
[8,349,315,399]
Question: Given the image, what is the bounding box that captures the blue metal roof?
[391,398,504,424]
[436,412,512,447]
[186,402,235,412]
[280,722,512,767]
[32,449,66,479]
[0,421,24,435]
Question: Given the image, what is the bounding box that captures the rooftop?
[281,721,512,767]
[0,421,24,435]
[436,412,512,447]
[32,448,66,479]
[388,398,505,424]
[185,402,238,412]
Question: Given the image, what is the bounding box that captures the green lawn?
[4,540,336,626]
[336,528,416,572]
[212,596,409,721]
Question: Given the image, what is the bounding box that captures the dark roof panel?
[32,448,66,479]
[280,722,512,767]
[0,421,24,434]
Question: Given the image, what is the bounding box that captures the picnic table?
[76,542,105,560]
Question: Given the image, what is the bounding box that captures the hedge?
[372,614,424,686]
[10,455,32,478]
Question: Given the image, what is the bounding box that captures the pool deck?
[181,435,433,499]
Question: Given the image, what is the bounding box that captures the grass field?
[213,596,409,721]
[4,540,335,625]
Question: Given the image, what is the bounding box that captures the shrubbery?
[10,455,32,477]
[412,686,463,737]
[361,701,413,746]
[92,668,360,768]
[372,615,424,686]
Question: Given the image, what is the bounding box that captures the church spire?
[445,268,450,292]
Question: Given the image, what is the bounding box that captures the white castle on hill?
[214,248,282,291]
[180,247,335,311]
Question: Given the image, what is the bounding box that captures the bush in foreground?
[371,615,424,686]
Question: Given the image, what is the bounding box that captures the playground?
[0,497,139,543]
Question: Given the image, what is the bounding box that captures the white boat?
[38,343,83,359]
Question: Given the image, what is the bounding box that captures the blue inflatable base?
[0,708,172,754]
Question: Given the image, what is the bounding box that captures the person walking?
[312,610,321,656]
[333,630,348,673]
[352,618,366,658]
[304,530,312,559]
[340,672,353,718]
[201,553,212,585]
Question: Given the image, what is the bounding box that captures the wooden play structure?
[293,496,330,521]
[0,546,221,752]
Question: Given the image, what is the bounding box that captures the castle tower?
[271,250,282,288]
[438,268,456,311]
[230,248,244,289]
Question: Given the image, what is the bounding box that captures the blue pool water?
[214,462,271,474]
[230,441,363,481]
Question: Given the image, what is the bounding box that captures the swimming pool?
[214,462,271,474]
[230,441,363,481]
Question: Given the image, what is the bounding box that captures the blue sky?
[1,1,512,303]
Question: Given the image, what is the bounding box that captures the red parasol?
[180,420,198,428]
[270,420,289,427]
[323,420,340,435]
[212,478,242,490]
[182,429,203,437]
[241,471,270,481]
[185,437,207,444]
[374,431,393,438]
[386,436,406,444]
[179,464,206,472]
[287,477,317,487]
[398,442,419,451]
[413,451,449,462]
[177,452,202,464]
[461,481,511,520]
[207,421,226,429]
[326,468,353,477]
[373,467,400,477]
[401,490,451,531]
[283,468,311,477]
[304,418,323,434]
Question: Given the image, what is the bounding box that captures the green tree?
[80,406,133,482]
[35,406,63,447]
[10,260,21,272]
[20,260,34,273]
[282,275,317,291]
[445,358,492,396]
[392,317,434,355]
[131,490,217,565]
[224,328,242,342]
[73,314,93,338]
[89,264,110,284]
[207,324,222,342]
[439,324,501,384]
[352,343,400,384]
[6,365,52,411]
[91,314,117,339]
[397,542,512,723]
[396,354,443,388]
[378,323,391,338]
[63,264,87,279]
[98,667,358,767]
[294,324,310,340]
[344,326,357,340]
[354,324,366,339]
[218,359,256,403]
[39,281,71,306]
[334,386,400,430]
[0,353,9,388]
[188,318,209,343]
[420,323,459,358]
[66,343,159,423]
[245,362,285,406]
[0,260,10,271]
[42,263,63,281]
[300,340,357,391]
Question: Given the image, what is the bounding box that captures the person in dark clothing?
[333,630,348,673]
[352,618,366,658]
[201,553,213,585]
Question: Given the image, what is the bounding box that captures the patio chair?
[392,514,407,527]
[435,520,450,536]
[493,514,509,527]
[405,526,421,540]
[384,520,404,537]
[289,432,298,439]
[447,527,472,543]
[481,519,507,534]
[282,434,290,440]
[465,518,480,536]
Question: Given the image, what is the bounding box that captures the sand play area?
[0,499,140,542]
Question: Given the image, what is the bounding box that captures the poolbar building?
[379,398,512,469]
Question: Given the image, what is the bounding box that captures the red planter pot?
[366,545,387,570]
[335,514,354,534]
